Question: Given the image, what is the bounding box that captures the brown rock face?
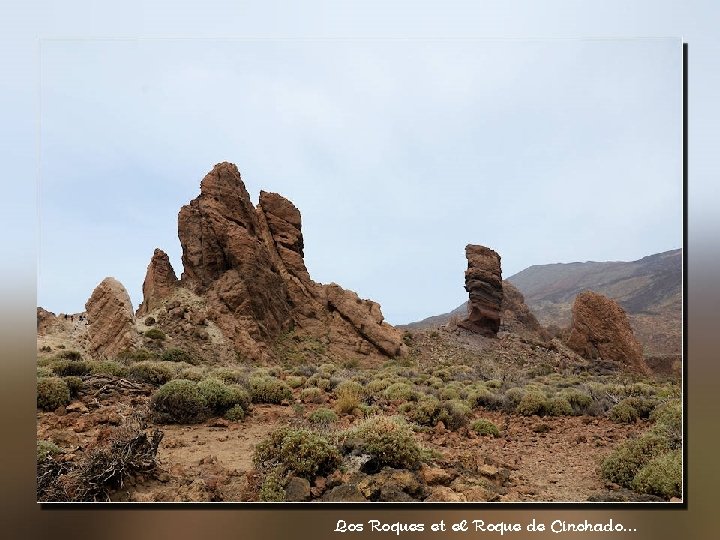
[177,162,404,361]
[564,291,649,374]
[500,280,544,338]
[458,245,503,337]
[85,277,139,358]
[37,307,59,335]
[137,248,179,316]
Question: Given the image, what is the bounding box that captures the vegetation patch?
[150,379,208,424]
[472,419,501,437]
[37,377,70,411]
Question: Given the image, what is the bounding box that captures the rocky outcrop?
[177,162,404,361]
[137,249,179,317]
[500,281,544,339]
[85,277,139,358]
[564,291,649,374]
[37,307,59,335]
[458,245,503,337]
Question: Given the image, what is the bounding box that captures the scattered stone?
[285,477,312,502]
[322,484,367,502]
[424,486,467,502]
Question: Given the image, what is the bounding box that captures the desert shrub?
[467,387,503,410]
[128,361,175,386]
[254,427,340,479]
[37,440,62,462]
[439,387,461,401]
[631,449,682,499]
[249,376,292,404]
[609,400,639,424]
[197,378,250,414]
[37,366,53,378]
[600,432,669,487]
[366,378,391,393]
[150,379,208,424]
[485,379,502,389]
[649,399,682,449]
[503,387,525,411]
[335,380,364,414]
[319,363,337,375]
[308,407,338,425]
[50,359,91,377]
[383,382,418,402]
[472,419,500,437]
[177,366,205,381]
[210,367,246,385]
[426,376,444,389]
[39,345,52,353]
[63,376,83,398]
[56,350,83,361]
[258,468,287,502]
[90,360,128,377]
[224,405,245,422]
[306,374,333,391]
[516,391,549,416]
[37,377,70,411]
[546,396,573,416]
[561,388,593,415]
[437,400,472,430]
[286,375,305,389]
[343,416,425,470]
[144,328,166,341]
[160,348,198,365]
[300,387,325,404]
[408,398,442,427]
[334,380,364,399]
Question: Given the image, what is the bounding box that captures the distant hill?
[404,249,682,357]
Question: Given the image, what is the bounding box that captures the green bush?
[408,398,442,427]
[503,387,525,411]
[286,375,305,389]
[150,379,208,424]
[437,400,472,430]
[37,440,62,462]
[308,407,338,425]
[63,376,83,398]
[649,399,682,449]
[467,387,503,410]
[160,348,198,365]
[546,396,573,416]
[366,378,391,393]
[472,419,500,437]
[516,391,549,416]
[300,387,325,404]
[561,389,593,415]
[56,350,83,361]
[343,416,425,470]
[224,404,245,422]
[258,468,287,501]
[37,377,70,411]
[600,432,669,487]
[609,401,639,424]
[90,360,128,377]
[439,387,461,401]
[209,367,246,385]
[254,427,340,479]
[249,376,292,404]
[50,359,91,377]
[37,366,53,378]
[144,328,166,341]
[197,378,251,414]
[128,361,175,385]
[116,349,156,363]
[383,382,418,401]
[631,450,682,499]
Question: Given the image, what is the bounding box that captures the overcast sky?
[37,38,682,324]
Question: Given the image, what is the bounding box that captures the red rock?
[85,277,139,358]
[137,248,179,316]
[458,245,503,337]
[564,291,649,374]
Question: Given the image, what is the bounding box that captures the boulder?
[458,245,503,337]
[85,277,138,358]
[564,291,649,374]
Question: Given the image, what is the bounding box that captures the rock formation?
[137,248,179,317]
[458,245,503,337]
[37,307,59,335]
[177,162,404,361]
[85,277,139,358]
[564,291,649,374]
[500,280,544,339]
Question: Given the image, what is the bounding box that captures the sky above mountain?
[37,38,682,324]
